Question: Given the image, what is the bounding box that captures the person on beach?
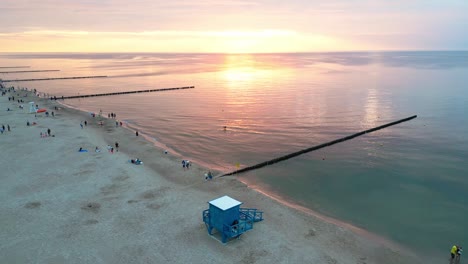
[131,158,142,165]
[205,171,213,180]
[7,125,10,132]
[95,146,101,153]
[84,120,87,126]
[456,246,463,263]
[110,147,114,154]
[136,131,139,136]
[115,142,119,152]
[47,128,51,136]
[451,245,459,263]
[182,160,186,169]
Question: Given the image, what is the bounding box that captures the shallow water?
[1,51,467,257]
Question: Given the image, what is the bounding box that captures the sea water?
[1,52,467,258]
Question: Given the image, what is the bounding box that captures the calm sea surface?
[1,52,467,258]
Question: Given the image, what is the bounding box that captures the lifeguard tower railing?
[240,208,263,222]
[203,207,263,243]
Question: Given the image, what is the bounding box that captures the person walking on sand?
[450,245,459,264]
[47,128,51,136]
[115,142,119,152]
[136,130,139,136]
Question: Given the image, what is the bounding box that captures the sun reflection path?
[219,54,286,144]
[220,54,290,88]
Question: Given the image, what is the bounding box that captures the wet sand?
[0,89,427,264]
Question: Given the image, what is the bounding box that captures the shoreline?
[0,87,430,263]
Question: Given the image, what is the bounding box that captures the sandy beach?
[0,88,427,264]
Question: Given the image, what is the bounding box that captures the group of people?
[130,158,143,165]
[104,142,120,153]
[205,171,213,180]
[0,124,11,134]
[39,128,52,138]
[182,159,191,169]
[451,245,463,263]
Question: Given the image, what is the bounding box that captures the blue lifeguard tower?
[202,195,263,243]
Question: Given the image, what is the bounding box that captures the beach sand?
[0,89,427,264]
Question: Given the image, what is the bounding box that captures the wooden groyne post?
[1,75,107,82]
[58,86,195,99]
[221,115,417,177]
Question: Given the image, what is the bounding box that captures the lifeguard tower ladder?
[202,195,263,243]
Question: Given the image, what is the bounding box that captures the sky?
[0,0,467,53]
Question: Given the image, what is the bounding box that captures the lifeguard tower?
[202,195,263,243]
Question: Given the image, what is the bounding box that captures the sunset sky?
[0,0,467,53]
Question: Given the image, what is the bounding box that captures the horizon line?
[0,49,467,55]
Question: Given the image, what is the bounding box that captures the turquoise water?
[1,52,467,258]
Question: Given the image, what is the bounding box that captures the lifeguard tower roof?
[209,195,242,211]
